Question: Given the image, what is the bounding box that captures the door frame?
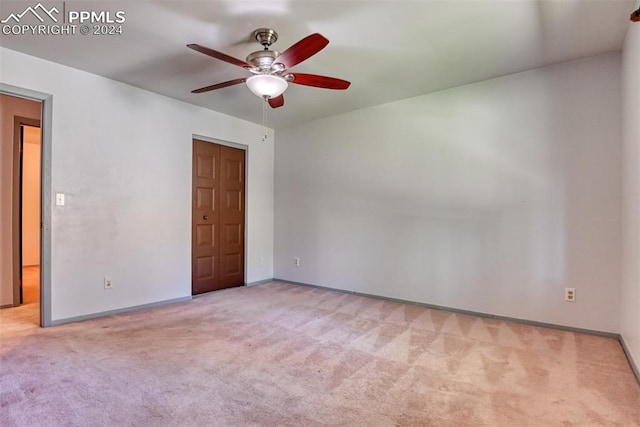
[1,83,53,327]
[12,116,41,306]
[192,134,249,288]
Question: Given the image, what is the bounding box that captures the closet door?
[192,139,220,294]
[218,145,245,289]
[192,139,245,294]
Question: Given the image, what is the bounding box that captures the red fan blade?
[191,78,247,94]
[268,94,284,108]
[287,73,351,90]
[274,33,329,69]
[187,44,251,68]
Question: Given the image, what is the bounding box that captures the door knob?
[203,215,208,220]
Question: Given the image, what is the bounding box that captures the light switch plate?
[55,193,65,206]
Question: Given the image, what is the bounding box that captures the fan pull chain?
[262,96,268,141]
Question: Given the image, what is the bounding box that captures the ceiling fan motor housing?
[246,28,286,73]
[246,50,280,70]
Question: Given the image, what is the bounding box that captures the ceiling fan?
[187,28,351,108]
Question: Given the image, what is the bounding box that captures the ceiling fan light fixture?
[245,74,288,99]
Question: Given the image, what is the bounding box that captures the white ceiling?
[0,0,635,128]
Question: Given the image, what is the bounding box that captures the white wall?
[0,47,274,321]
[275,53,622,333]
[621,4,640,372]
[22,126,41,267]
[0,93,41,306]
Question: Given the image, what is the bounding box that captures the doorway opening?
[0,91,44,328]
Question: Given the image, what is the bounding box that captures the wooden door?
[192,139,220,294]
[192,139,245,294]
[218,146,245,289]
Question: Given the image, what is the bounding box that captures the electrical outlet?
[293,257,300,267]
[259,256,264,266]
[104,276,113,290]
[565,287,575,302]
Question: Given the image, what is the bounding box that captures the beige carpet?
[1,280,639,426]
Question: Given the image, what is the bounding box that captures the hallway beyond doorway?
[0,266,39,334]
